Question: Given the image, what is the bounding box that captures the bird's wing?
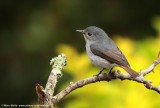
[90,44,130,67]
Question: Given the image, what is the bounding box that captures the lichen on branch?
[36,52,160,108]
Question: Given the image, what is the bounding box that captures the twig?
[140,52,160,76]
[36,52,160,108]
[36,54,67,108]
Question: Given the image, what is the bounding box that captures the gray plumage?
[77,26,139,77]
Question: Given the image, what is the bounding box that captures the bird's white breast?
[85,43,116,69]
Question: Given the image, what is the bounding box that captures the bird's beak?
[76,30,85,34]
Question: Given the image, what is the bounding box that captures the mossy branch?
[36,52,160,108]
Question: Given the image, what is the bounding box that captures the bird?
[76,26,139,77]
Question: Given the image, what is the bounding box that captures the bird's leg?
[95,68,106,76]
[109,67,114,74]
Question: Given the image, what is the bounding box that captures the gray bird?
[76,26,139,77]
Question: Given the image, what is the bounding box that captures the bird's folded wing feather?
[90,44,130,67]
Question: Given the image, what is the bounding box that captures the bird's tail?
[122,66,139,78]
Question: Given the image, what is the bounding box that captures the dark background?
[0,0,160,106]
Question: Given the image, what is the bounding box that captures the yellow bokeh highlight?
[56,44,91,79]
[55,21,160,108]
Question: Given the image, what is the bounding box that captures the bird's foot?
[108,67,114,75]
[94,68,105,76]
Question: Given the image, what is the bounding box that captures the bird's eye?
[87,33,92,36]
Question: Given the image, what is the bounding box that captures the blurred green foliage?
[0,0,160,108]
